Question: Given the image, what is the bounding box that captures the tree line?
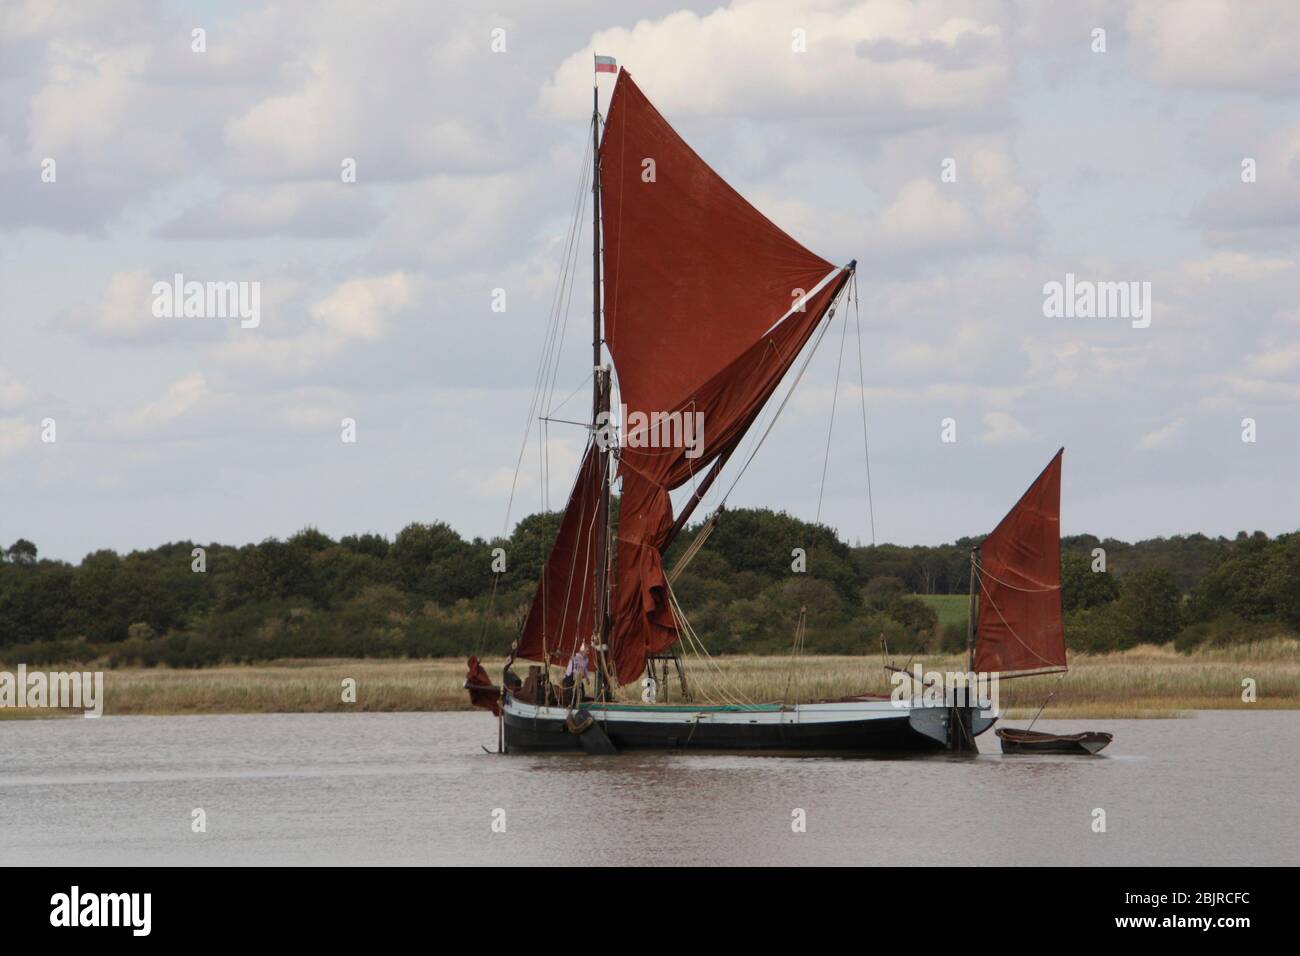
[1,508,1296,668]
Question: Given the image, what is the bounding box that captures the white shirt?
[566,650,589,678]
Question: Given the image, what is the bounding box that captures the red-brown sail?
[515,69,849,685]
[600,72,837,418]
[515,445,601,667]
[464,656,501,716]
[973,448,1068,678]
[599,71,847,684]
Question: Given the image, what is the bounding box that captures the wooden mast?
[591,75,613,702]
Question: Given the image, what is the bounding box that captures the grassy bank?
[915,593,969,630]
[2,640,1296,718]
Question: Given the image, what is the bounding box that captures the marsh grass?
[2,640,1295,717]
[674,641,1300,717]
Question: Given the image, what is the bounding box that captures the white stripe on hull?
[503,695,946,728]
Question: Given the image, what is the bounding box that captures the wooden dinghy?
[996,727,1112,755]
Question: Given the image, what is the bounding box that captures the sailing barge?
[465,63,1070,756]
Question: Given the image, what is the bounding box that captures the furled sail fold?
[973,448,1068,678]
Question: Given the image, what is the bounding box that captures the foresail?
[973,449,1068,679]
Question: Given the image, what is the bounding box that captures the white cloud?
[0,368,32,410]
[219,4,501,181]
[310,273,415,342]
[156,183,383,240]
[980,411,1032,445]
[879,180,974,243]
[1137,418,1185,450]
[215,272,420,375]
[70,270,162,340]
[369,171,540,273]
[542,1,1011,122]
[462,436,581,502]
[1128,0,1300,93]
[1187,129,1300,248]
[1022,339,1148,389]
[0,417,35,458]
[115,374,207,432]
[1246,342,1300,377]
[1182,253,1295,281]
[3,0,1300,558]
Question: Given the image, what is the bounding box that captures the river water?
[1,711,1295,866]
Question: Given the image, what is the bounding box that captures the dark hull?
[503,707,947,755]
[996,728,1112,755]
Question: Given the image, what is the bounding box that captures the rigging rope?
[665,507,722,585]
[548,372,593,418]
[851,273,877,546]
[716,282,848,507]
[815,301,849,524]
[501,139,591,536]
[977,562,1060,594]
[542,135,594,410]
[781,605,808,709]
[666,579,756,707]
[478,139,592,656]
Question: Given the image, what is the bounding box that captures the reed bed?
[2,640,1296,718]
[675,641,1300,718]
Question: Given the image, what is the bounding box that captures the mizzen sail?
[973,448,1068,678]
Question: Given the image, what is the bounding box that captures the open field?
[915,593,969,630]
[2,640,1296,718]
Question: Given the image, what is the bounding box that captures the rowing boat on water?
[996,727,1114,755]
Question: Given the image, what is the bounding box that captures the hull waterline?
[500,694,994,755]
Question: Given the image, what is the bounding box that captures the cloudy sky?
[1,0,1297,563]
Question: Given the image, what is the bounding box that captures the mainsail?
[972,448,1068,678]
[517,70,850,685]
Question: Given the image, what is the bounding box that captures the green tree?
[861,575,905,610]
[884,595,938,640]
[5,539,38,565]
[1120,568,1181,645]
[1061,552,1120,612]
